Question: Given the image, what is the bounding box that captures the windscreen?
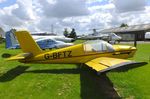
[84,40,114,52]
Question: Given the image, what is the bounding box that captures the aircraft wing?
[85,57,138,74]
[6,53,32,61]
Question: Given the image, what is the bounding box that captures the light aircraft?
[5,30,74,49]
[7,30,139,74]
[32,35,74,43]
[78,33,121,41]
[77,29,121,43]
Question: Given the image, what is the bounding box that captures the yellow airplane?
[7,30,138,74]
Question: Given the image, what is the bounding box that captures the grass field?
[107,43,150,99]
[0,42,150,99]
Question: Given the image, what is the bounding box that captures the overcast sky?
[0,0,150,34]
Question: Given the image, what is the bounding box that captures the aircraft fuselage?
[20,44,136,64]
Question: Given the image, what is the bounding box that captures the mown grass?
[0,42,117,99]
[107,44,150,99]
[0,42,150,99]
[0,43,80,99]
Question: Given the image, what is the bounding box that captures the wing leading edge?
[85,57,138,74]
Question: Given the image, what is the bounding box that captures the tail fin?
[15,30,42,55]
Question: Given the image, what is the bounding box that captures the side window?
[106,44,114,52]
[84,44,93,52]
[84,43,107,52]
[101,44,107,52]
[37,40,43,44]
[46,40,49,45]
[48,40,53,44]
[83,41,114,53]
[51,40,56,44]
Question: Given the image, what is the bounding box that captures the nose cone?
[128,46,137,58]
[113,45,137,51]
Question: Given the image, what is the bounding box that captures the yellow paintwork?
[6,53,32,61]
[15,31,42,56]
[86,57,132,72]
[7,30,137,73]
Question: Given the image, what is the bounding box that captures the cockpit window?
[84,40,114,52]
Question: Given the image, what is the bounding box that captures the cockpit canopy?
[84,40,114,52]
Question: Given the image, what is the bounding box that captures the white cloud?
[0,4,24,28]
[0,0,150,34]
[39,0,89,18]
[0,0,6,3]
[12,0,35,21]
[114,0,146,13]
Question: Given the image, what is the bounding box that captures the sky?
[0,0,150,35]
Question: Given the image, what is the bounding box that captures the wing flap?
[85,57,137,74]
[6,53,32,61]
[85,60,108,71]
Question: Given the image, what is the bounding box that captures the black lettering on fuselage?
[44,54,52,60]
[113,51,131,55]
[57,52,62,58]
[68,51,72,57]
[63,51,66,57]
[53,53,57,59]
[44,51,72,60]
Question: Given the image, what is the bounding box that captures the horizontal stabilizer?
[6,53,32,61]
[85,57,138,74]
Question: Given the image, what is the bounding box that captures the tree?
[69,28,77,39]
[120,23,128,27]
[63,28,69,37]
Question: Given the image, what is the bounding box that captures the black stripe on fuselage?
[112,52,131,55]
